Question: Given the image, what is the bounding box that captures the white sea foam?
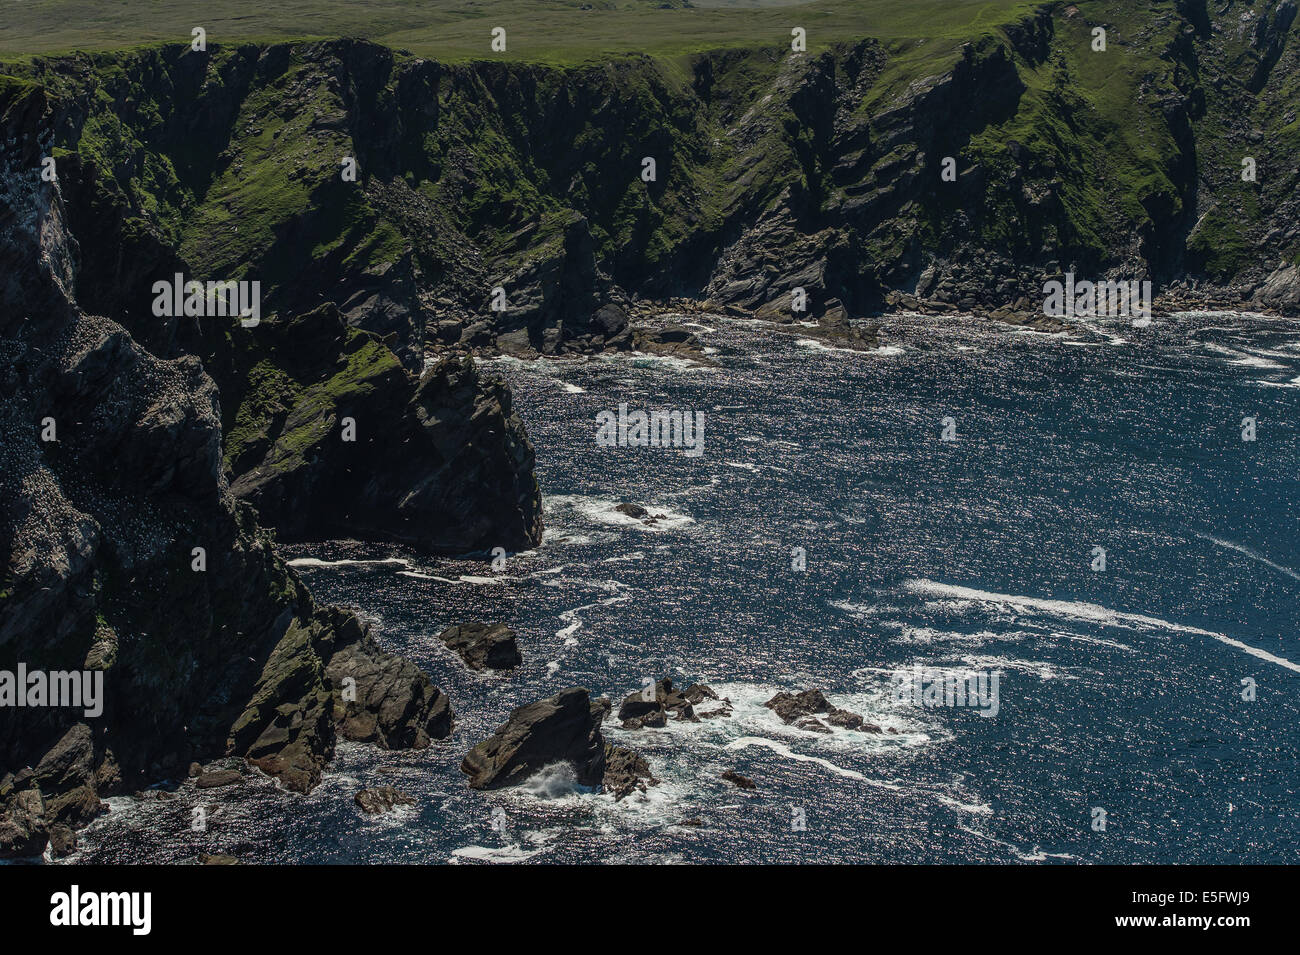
[724,737,870,781]
[541,527,599,546]
[1201,342,1288,369]
[546,494,696,532]
[641,680,931,751]
[830,600,891,616]
[1197,533,1300,582]
[287,557,409,570]
[554,594,631,642]
[904,579,1300,674]
[952,654,1070,681]
[1067,318,1129,346]
[796,338,902,357]
[934,794,994,815]
[1050,629,1135,652]
[397,571,457,583]
[883,623,1024,647]
[518,763,595,800]
[957,824,1077,863]
[450,843,547,864]
[625,351,710,371]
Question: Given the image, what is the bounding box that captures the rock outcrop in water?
[461,688,607,789]
[438,621,522,671]
[720,769,756,790]
[461,688,653,799]
[764,689,879,734]
[354,785,415,814]
[602,743,658,802]
[0,73,456,857]
[617,677,730,728]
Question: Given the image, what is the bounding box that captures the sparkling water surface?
[70,312,1300,864]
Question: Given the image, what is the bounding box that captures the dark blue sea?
[70,311,1300,864]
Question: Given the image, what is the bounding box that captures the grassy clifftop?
[0,0,1038,64]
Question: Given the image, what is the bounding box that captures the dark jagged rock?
[684,684,719,704]
[0,788,48,858]
[354,785,415,814]
[623,708,668,730]
[721,769,756,790]
[765,689,874,734]
[683,682,733,718]
[461,688,653,799]
[49,823,78,858]
[482,212,632,356]
[764,690,832,724]
[30,723,104,829]
[438,622,522,671]
[234,606,456,792]
[824,709,865,731]
[617,677,702,729]
[460,688,607,790]
[631,324,709,362]
[614,502,671,527]
[602,744,657,802]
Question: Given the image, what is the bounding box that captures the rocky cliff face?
[13,1,1295,350]
[0,76,455,857]
[215,304,541,553]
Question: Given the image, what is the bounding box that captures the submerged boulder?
[721,769,756,790]
[354,786,415,814]
[0,789,48,858]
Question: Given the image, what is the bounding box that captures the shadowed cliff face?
[222,304,542,553]
[0,78,456,858]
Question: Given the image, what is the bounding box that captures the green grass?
[1,0,1037,64]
